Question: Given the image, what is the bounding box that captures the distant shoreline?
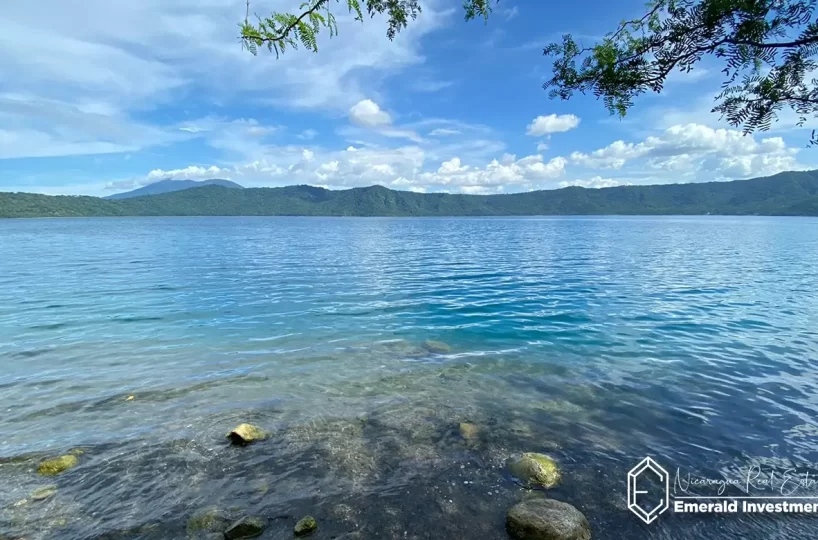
[2,211,817,220]
[2,170,817,218]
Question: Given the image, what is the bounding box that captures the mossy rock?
[224,516,265,539]
[509,453,561,489]
[186,507,232,535]
[227,423,266,445]
[294,515,318,536]
[506,498,591,540]
[459,422,480,441]
[422,340,451,354]
[30,485,57,501]
[37,455,79,476]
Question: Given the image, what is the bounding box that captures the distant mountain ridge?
[105,179,243,199]
[3,170,818,218]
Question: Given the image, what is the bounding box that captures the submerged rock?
[186,507,232,535]
[422,340,451,354]
[459,422,480,442]
[294,515,318,536]
[224,516,265,539]
[227,423,266,445]
[30,485,57,501]
[506,498,591,540]
[37,454,79,476]
[282,418,376,485]
[383,339,427,358]
[331,503,358,527]
[509,453,561,489]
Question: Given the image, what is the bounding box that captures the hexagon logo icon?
[628,457,670,524]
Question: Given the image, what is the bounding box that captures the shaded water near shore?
[2,216,818,539]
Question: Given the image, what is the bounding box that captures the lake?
[1,216,818,539]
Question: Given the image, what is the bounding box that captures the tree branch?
[244,0,332,45]
[609,2,665,41]
[723,35,818,49]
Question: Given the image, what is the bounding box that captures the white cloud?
[179,117,276,138]
[130,145,570,194]
[298,129,318,140]
[103,165,232,191]
[82,115,814,197]
[343,99,429,143]
[569,123,805,180]
[0,93,182,159]
[349,99,393,128]
[536,142,549,152]
[570,140,639,169]
[526,114,580,136]
[0,0,450,161]
[429,128,461,136]
[558,176,629,189]
[170,117,281,163]
[378,128,425,143]
[147,165,231,181]
[406,151,568,192]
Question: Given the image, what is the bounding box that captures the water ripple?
[1,216,818,539]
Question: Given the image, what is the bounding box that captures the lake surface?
[1,216,818,540]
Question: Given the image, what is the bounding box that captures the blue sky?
[1,0,816,196]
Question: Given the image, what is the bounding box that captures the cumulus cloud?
[350,99,392,128]
[419,154,566,192]
[120,116,810,197]
[147,165,231,181]
[569,123,804,180]
[536,142,549,152]
[132,145,571,194]
[558,177,629,189]
[526,114,580,136]
[418,155,566,193]
[343,99,428,142]
[104,165,232,191]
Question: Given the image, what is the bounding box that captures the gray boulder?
[506,498,591,540]
[224,516,265,539]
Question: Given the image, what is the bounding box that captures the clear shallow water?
[1,216,818,539]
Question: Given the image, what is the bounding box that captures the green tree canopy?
[241,0,817,142]
[543,0,818,143]
[240,0,492,57]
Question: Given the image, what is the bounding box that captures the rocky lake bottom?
[3,338,818,540]
[2,216,818,539]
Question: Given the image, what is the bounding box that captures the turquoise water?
[1,216,818,539]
